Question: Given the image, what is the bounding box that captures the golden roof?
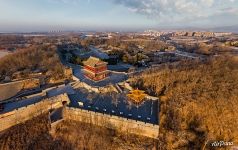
[83,56,107,67]
[127,89,147,103]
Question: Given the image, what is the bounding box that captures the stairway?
[72,82,82,89]
[114,84,123,93]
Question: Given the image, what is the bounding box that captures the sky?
[0,0,238,32]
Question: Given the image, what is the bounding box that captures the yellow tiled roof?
[127,89,147,103]
[83,56,107,67]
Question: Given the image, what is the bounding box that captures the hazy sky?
[0,0,238,32]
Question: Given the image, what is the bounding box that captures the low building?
[83,57,109,82]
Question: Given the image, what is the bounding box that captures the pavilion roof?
[127,89,147,103]
[83,56,107,67]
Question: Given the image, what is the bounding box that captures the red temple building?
[83,57,109,81]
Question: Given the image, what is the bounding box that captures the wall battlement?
[0,94,69,132]
[63,107,159,139]
[0,94,159,139]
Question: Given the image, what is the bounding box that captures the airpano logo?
[211,141,233,147]
[231,146,238,150]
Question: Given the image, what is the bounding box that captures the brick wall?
[0,94,70,132]
[63,107,159,139]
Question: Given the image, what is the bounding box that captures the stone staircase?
[114,84,123,93]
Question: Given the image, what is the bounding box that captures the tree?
[131,56,238,149]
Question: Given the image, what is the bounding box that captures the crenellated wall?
[0,94,159,139]
[0,94,70,132]
[63,107,159,139]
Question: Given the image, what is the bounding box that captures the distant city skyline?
[0,0,238,32]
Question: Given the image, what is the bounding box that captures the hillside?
[1,54,237,149]
[131,56,238,149]
[0,45,67,82]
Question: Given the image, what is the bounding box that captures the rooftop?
[83,56,107,67]
[73,67,128,87]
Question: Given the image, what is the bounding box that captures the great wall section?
[0,94,159,139]
[0,94,70,132]
[64,107,159,139]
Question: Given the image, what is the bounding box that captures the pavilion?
[83,56,109,82]
[127,89,147,105]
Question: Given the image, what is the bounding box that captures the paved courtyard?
[1,84,159,125]
[73,67,128,87]
[68,88,159,124]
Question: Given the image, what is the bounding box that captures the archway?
[62,101,67,106]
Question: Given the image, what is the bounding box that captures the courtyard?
[68,88,159,124]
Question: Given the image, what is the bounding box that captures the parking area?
[68,88,159,124]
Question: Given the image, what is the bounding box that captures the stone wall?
[0,78,40,101]
[63,107,159,139]
[0,93,159,139]
[0,94,70,132]
[72,81,118,93]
